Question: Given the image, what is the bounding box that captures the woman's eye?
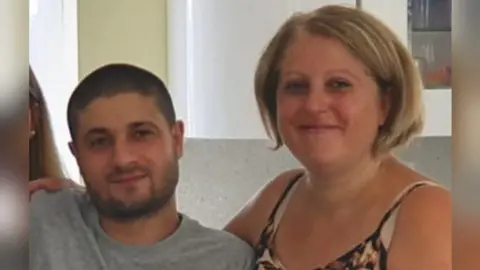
[284,81,309,93]
[328,79,352,90]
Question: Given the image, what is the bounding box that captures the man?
[30,64,255,270]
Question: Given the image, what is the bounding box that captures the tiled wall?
[177,137,451,228]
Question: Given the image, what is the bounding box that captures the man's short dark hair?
[67,63,176,141]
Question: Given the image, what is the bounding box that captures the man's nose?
[112,140,137,167]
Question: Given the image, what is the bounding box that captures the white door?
[168,0,356,139]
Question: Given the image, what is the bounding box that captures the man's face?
[70,92,184,221]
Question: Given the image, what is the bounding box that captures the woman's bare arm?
[387,186,452,269]
[224,169,304,246]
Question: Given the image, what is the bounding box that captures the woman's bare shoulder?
[224,168,304,246]
[387,164,452,268]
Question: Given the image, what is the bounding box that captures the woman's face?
[276,33,389,170]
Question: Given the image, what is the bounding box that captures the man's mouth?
[112,174,147,184]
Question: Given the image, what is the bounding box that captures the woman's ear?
[29,107,37,139]
[379,92,391,126]
[29,102,41,138]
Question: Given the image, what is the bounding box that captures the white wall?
[30,0,168,181]
[77,0,168,80]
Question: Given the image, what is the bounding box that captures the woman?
[0,67,66,267]
[29,5,451,269]
[29,66,65,181]
[225,5,450,269]
[28,66,71,199]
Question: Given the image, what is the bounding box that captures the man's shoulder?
[183,216,251,247]
[29,189,100,270]
[31,188,85,207]
[178,216,256,268]
[30,188,89,222]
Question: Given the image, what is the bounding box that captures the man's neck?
[99,200,181,246]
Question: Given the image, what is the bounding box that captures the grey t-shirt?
[30,189,255,270]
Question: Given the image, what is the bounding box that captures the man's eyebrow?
[128,121,160,130]
[85,127,109,136]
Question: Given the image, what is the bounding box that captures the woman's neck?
[304,155,392,216]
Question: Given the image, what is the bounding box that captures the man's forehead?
[84,121,161,135]
[76,94,167,133]
[84,93,158,111]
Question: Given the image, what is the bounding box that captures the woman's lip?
[298,125,341,129]
[297,125,342,133]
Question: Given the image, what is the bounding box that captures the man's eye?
[134,130,153,138]
[90,138,109,148]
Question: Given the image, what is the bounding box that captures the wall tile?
[178,137,451,228]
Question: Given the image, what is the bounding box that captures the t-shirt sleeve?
[224,237,256,270]
[29,190,60,270]
[30,190,53,219]
[29,189,85,270]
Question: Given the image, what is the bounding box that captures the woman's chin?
[296,151,344,171]
[290,141,343,163]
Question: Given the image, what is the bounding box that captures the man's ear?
[68,141,77,158]
[172,120,185,158]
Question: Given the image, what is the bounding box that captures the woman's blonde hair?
[30,67,65,180]
[255,5,424,155]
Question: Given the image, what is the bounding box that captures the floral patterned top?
[255,173,437,270]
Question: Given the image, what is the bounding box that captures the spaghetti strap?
[256,172,303,250]
[378,181,438,228]
[266,172,303,224]
[378,181,443,249]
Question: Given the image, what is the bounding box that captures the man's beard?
[84,160,179,222]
